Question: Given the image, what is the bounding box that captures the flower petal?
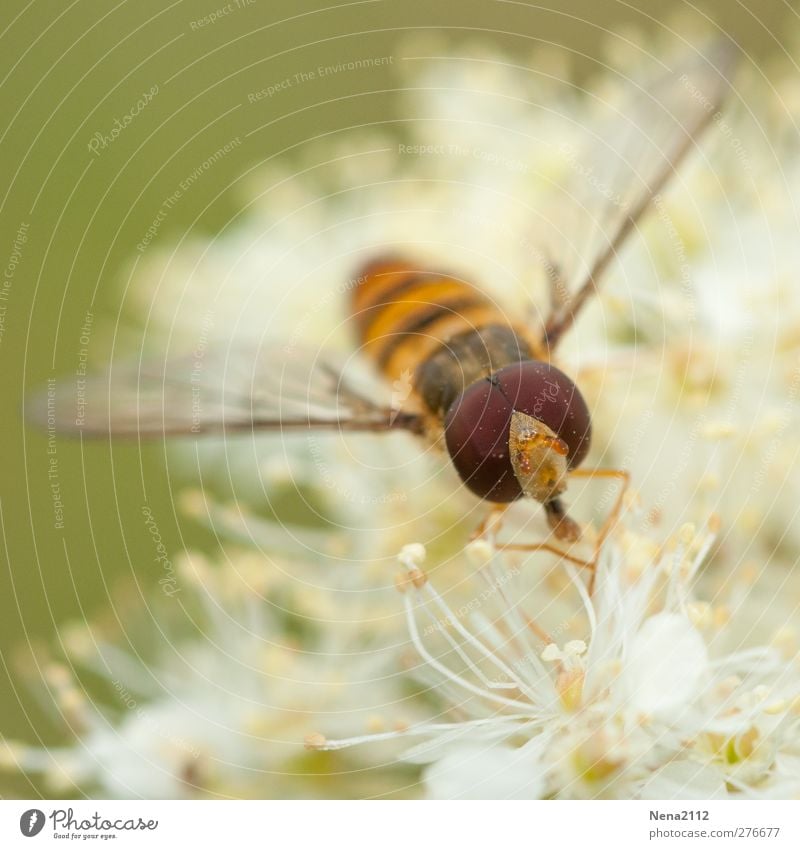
[424,740,546,800]
[638,760,728,800]
[620,613,708,718]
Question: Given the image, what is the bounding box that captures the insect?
[31,43,734,571]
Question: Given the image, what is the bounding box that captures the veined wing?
[26,343,425,438]
[538,39,737,348]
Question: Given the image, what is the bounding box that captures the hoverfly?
[31,43,734,563]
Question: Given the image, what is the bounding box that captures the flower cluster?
[6,26,800,799]
[311,519,800,799]
[1,536,420,798]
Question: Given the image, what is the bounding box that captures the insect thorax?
[415,324,533,419]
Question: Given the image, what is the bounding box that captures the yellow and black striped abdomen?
[351,257,535,418]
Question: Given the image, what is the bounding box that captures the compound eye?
[444,361,591,503]
[444,380,520,502]
[495,361,592,469]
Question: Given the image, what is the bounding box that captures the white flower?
[425,739,547,800]
[11,27,800,801]
[313,517,800,799]
[1,544,419,799]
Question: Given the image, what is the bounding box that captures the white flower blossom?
[313,519,800,799]
[8,28,800,800]
[1,543,420,799]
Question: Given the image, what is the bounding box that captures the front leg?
[478,468,631,594]
[471,500,593,571]
[470,503,511,542]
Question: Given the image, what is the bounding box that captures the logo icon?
[19,809,45,837]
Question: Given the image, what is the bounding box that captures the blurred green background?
[0,0,796,797]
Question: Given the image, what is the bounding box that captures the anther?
[304,732,327,750]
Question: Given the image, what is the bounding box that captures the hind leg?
[470,503,511,542]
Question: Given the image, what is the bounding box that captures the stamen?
[399,543,426,568]
[565,563,596,638]
[418,584,532,695]
[403,594,531,710]
[304,732,327,750]
[409,567,427,589]
[541,644,561,663]
[481,558,544,669]
[314,715,541,753]
[465,539,494,568]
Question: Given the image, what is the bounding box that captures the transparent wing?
[538,39,737,348]
[26,343,424,438]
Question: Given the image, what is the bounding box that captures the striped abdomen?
[351,257,535,420]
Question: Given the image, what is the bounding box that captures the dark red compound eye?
[443,360,592,503]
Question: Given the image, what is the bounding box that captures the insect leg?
[470,503,511,542]
[567,467,630,547]
[473,499,591,567]
[567,467,630,593]
[494,539,594,570]
[488,501,593,570]
[472,504,590,565]
[491,470,630,593]
[470,506,559,644]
